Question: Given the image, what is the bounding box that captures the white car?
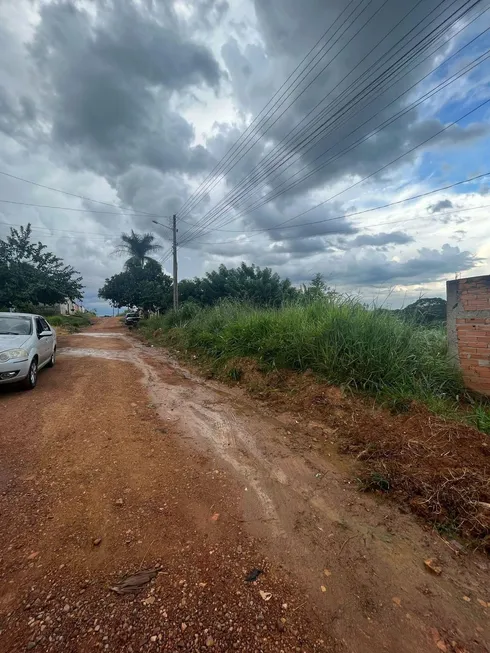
[0,313,57,390]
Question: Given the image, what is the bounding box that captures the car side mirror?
[39,330,52,338]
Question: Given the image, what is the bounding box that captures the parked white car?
[0,313,57,390]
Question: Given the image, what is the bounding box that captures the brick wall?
[447,275,490,396]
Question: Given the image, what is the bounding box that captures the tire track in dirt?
[61,326,490,653]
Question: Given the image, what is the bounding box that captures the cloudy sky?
[1,0,489,313]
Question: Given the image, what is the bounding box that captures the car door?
[35,317,50,365]
[39,317,55,363]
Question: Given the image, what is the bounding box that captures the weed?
[227,367,243,382]
[358,472,391,493]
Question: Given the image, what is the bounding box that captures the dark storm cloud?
[429,198,454,213]
[347,230,414,248]
[275,243,478,287]
[341,244,478,284]
[214,0,489,231]
[27,0,222,178]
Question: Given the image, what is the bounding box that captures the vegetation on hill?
[393,296,447,326]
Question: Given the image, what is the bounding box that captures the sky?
[0,0,489,314]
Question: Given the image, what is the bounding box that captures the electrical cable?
[178,0,482,244]
[175,0,368,220]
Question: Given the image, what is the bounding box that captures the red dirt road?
[0,318,488,653]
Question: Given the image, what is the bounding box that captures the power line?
[190,39,490,241]
[175,0,368,220]
[178,0,434,232]
[179,0,400,225]
[0,197,177,223]
[176,171,489,245]
[2,200,488,248]
[178,0,483,245]
[179,50,490,246]
[189,204,490,246]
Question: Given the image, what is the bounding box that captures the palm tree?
[116,230,162,268]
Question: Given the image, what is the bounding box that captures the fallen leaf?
[424,559,442,575]
[259,590,272,601]
[323,569,331,577]
[27,552,39,561]
[321,585,327,593]
[210,513,220,522]
[436,641,448,652]
[110,569,158,595]
[462,596,471,602]
[476,599,488,608]
[199,582,207,588]
[392,597,401,607]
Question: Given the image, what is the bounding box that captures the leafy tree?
[178,277,205,304]
[198,262,298,307]
[115,230,162,268]
[99,259,172,312]
[0,224,83,310]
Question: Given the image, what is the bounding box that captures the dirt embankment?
[0,318,488,653]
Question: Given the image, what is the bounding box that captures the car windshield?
[0,316,33,336]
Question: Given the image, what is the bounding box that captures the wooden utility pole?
[172,214,178,310]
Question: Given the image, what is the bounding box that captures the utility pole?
[152,217,178,310]
[172,214,178,310]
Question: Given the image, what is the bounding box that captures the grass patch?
[140,298,490,433]
[46,314,93,332]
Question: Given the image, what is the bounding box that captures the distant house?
[58,299,86,315]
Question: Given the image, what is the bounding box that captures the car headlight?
[0,348,29,362]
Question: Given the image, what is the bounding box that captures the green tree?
[99,259,172,312]
[0,224,83,310]
[115,230,162,268]
[198,262,297,307]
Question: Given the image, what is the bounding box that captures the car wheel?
[47,347,56,368]
[22,358,38,390]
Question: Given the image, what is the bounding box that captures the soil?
[0,318,489,653]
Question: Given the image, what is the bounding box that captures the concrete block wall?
[447,275,490,396]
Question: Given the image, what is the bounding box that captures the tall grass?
[142,297,464,402]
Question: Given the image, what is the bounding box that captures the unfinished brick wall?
[447,275,490,396]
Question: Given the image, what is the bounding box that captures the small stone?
[26,643,36,650]
[276,619,285,633]
[462,596,471,602]
[27,552,40,561]
[115,498,124,506]
[63,605,70,613]
[424,559,442,575]
[206,636,214,647]
[150,635,157,642]
[181,623,187,632]
[92,538,102,547]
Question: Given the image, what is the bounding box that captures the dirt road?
[0,318,488,653]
